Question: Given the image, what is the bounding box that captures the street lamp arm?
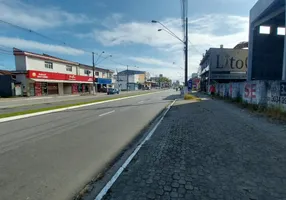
[157,21,184,43]
[158,29,184,43]
[97,55,112,65]
[95,51,105,65]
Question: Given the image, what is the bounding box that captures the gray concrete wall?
[251,25,284,80]
[213,80,286,111]
[58,83,64,95]
[250,0,277,24]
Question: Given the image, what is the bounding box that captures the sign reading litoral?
[27,70,94,82]
[210,48,248,80]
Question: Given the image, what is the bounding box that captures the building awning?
[29,78,92,84]
[96,78,112,84]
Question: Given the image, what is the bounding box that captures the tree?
[158,76,172,88]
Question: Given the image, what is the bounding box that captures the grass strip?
[184,94,201,101]
[213,94,286,122]
[0,92,154,119]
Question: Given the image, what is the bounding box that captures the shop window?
[84,69,91,75]
[45,61,53,69]
[95,71,99,76]
[66,65,72,72]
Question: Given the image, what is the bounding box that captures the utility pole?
[92,52,95,95]
[127,65,129,91]
[185,17,188,88]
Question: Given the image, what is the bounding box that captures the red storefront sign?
[27,70,94,82]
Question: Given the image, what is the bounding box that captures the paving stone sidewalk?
[103,98,286,200]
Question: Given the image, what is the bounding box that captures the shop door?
[41,82,48,95]
[47,83,58,95]
[30,83,35,96]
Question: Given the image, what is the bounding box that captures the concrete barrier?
[213,80,286,111]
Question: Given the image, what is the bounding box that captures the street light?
[97,55,112,65]
[92,51,105,94]
[157,29,184,43]
[152,20,182,42]
[173,62,184,70]
[152,19,188,88]
[95,51,105,64]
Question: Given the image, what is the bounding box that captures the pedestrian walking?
[210,85,215,98]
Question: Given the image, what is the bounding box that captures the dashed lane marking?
[99,110,115,117]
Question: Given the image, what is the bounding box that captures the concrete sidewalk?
[102,97,286,200]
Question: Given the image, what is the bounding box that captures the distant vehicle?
[107,88,120,95]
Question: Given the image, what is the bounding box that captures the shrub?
[184,94,200,101]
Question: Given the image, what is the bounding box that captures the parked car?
[107,88,120,95]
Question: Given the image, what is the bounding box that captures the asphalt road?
[0,90,177,200]
[0,90,157,115]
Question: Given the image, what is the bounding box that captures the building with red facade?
[13,48,114,96]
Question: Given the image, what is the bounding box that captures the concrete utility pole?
[127,65,129,91]
[184,17,188,88]
[92,52,95,95]
[151,0,188,93]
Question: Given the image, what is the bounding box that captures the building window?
[259,26,270,34]
[277,27,285,36]
[95,72,99,76]
[45,62,53,69]
[84,69,91,75]
[66,65,72,72]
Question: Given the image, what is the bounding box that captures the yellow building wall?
[138,74,145,83]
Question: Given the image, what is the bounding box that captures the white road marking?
[0,91,163,123]
[137,101,144,104]
[99,110,115,117]
[94,99,177,200]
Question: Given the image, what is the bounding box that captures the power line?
[0,19,91,54]
[0,19,144,71]
[0,52,14,56]
[0,49,12,53]
[109,58,127,67]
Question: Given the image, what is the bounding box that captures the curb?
[94,99,177,200]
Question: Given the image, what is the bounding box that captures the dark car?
[107,88,120,95]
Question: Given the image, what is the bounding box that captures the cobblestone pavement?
[103,98,286,200]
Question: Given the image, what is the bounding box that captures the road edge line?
[0,92,161,123]
[94,99,177,200]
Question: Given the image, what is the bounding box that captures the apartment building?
[116,70,148,90]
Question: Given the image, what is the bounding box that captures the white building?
[13,48,113,96]
[115,70,147,91]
